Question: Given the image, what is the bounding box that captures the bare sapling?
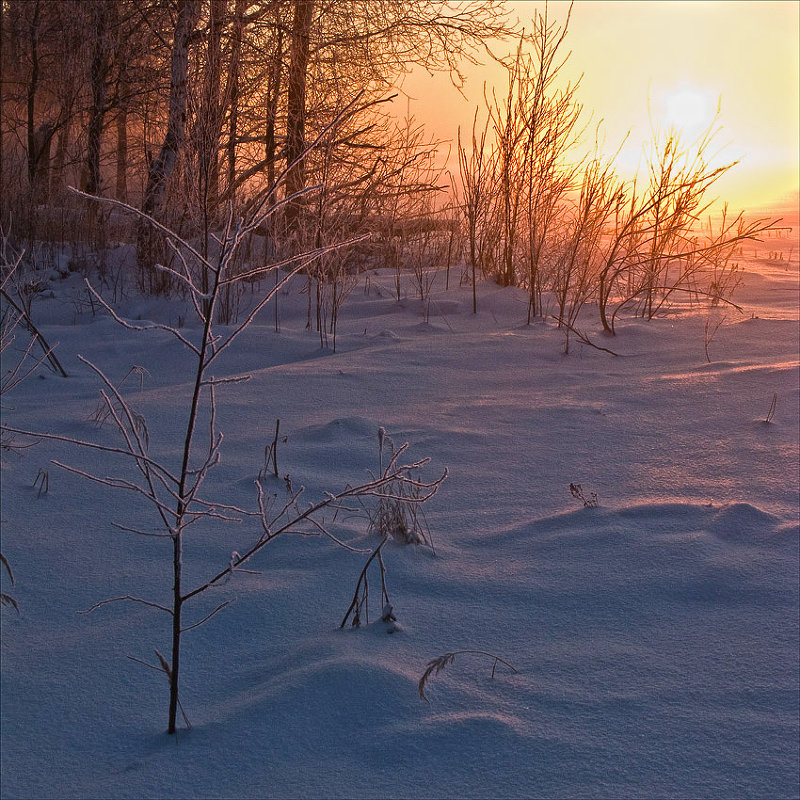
[1,107,447,735]
[600,124,780,333]
[457,108,494,313]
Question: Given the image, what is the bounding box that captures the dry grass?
[418,649,518,702]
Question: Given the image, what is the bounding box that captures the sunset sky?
[402,1,800,213]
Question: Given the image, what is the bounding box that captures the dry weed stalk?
[0,553,18,614]
[340,431,446,629]
[703,311,727,363]
[569,483,598,507]
[418,649,518,702]
[765,393,777,424]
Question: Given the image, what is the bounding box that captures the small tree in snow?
[2,111,446,734]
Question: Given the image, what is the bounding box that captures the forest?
[1,0,778,342]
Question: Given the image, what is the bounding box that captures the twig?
[0,287,67,376]
[79,595,174,616]
[181,600,232,633]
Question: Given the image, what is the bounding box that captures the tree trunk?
[31,121,53,205]
[197,0,224,309]
[115,92,128,202]
[84,0,109,198]
[265,17,284,194]
[26,0,40,195]
[226,0,247,205]
[284,0,314,240]
[202,0,224,217]
[0,0,4,205]
[262,9,283,263]
[50,99,71,201]
[137,0,200,293]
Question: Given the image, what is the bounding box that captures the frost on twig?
[338,432,447,630]
[9,93,448,737]
[79,595,173,616]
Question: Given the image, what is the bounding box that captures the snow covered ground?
[1,216,798,799]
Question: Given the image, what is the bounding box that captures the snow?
[1,219,798,799]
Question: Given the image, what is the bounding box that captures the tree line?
[1,1,511,275]
[1,0,776,338]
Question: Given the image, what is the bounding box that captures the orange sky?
[400,1,800,213]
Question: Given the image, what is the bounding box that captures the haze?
[402,0,800,213]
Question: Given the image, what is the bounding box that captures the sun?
[661,87,716,137]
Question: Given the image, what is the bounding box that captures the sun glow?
[402,1,799,212]
[661,87,717,137]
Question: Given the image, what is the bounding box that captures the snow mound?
[705,502,780,542]
[292,415,382,444]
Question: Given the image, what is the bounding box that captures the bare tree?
[457,108,494,313]
[84,1,112,198]
[488,42,527,288]
[518,3,582,320]
[279,1,518,239]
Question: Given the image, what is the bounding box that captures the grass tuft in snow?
[418,650,518,702]
[368,427,436,549]
[340,432,447,630]
[569,482,598,508]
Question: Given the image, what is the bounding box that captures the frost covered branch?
[79,595,174,616]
